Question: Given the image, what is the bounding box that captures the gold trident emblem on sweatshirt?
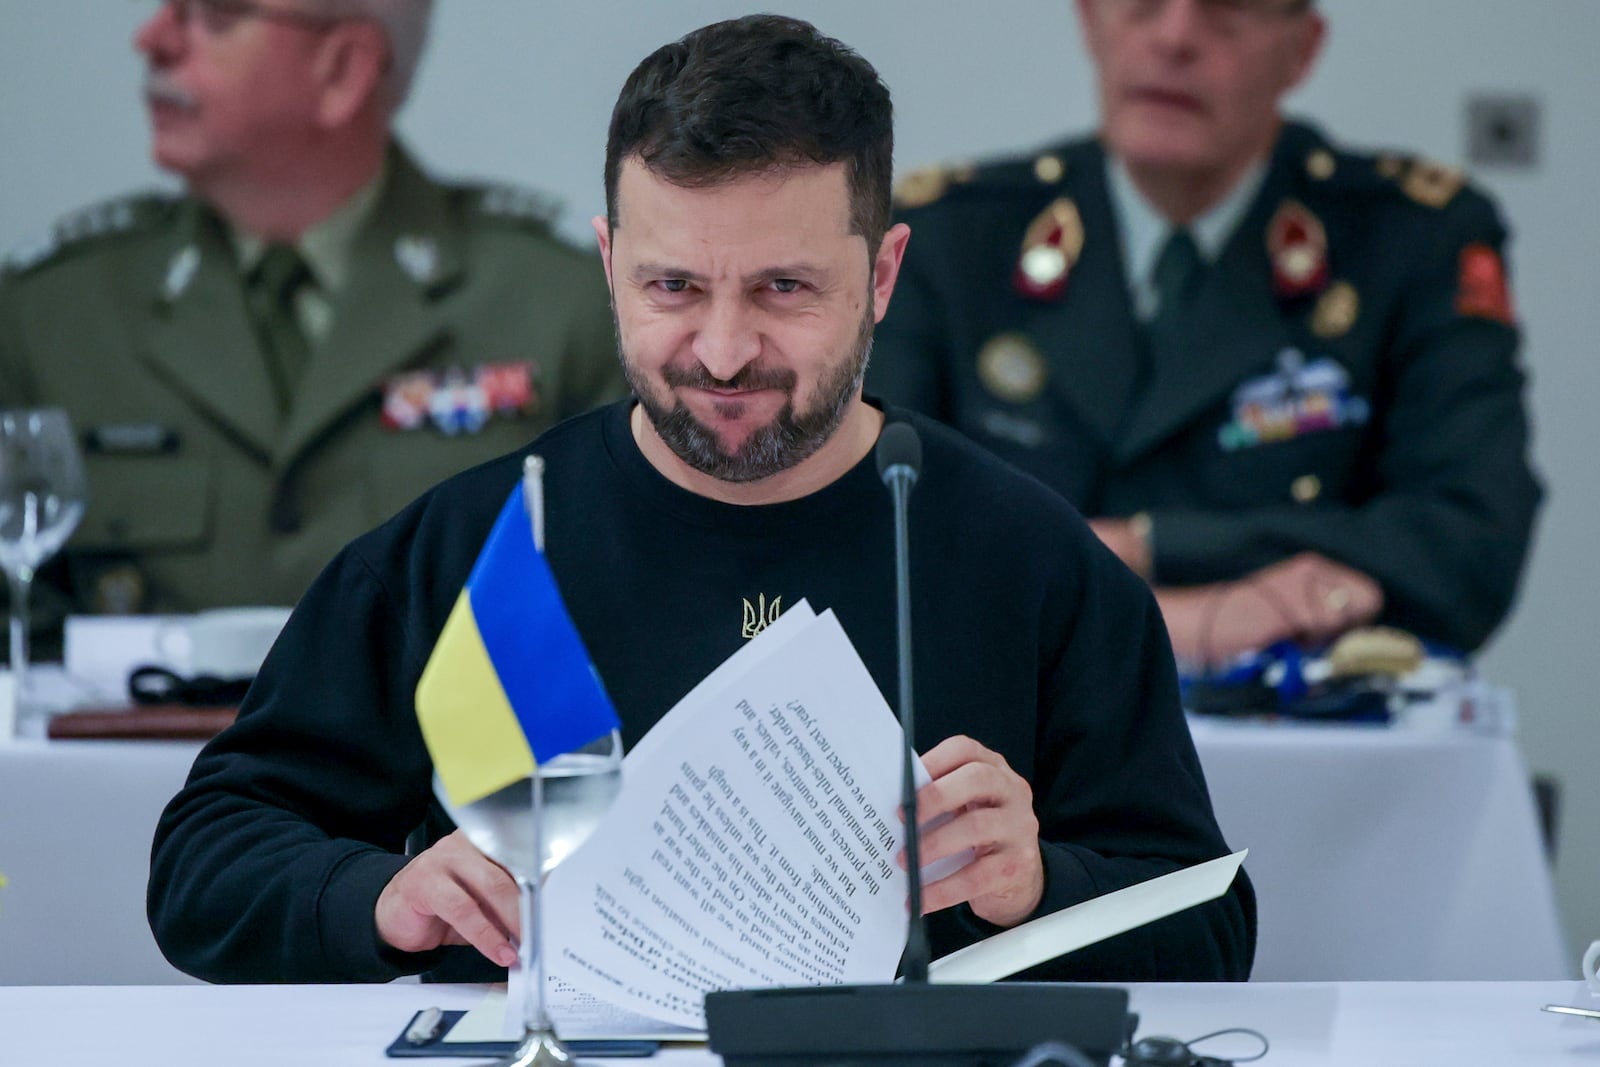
[741,594,782,639]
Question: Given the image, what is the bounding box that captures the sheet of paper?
[625,599,967,885]
[926,849,1248,984]
[543,609,915,1029]
[623,600,816,768]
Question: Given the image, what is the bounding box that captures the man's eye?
[658,279,689,293]
[770,279,802,294]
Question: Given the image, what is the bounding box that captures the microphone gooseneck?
[875,421,929,983]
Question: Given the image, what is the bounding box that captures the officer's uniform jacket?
[0,143,624,616]
[871,121,1541,650]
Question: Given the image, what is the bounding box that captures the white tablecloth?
[1191,718,1569,980]
[0,723,1570,986]
[3,980,1597,1066]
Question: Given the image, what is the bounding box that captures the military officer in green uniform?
[870,0,1540,663]
[0,0,623,621]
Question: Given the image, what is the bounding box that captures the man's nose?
[134,2,186,65]
[691,299,762,382]
[1147,0,1209,52]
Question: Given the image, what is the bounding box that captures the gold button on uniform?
[1291,474,1322,503]
[1033,154,1065,184]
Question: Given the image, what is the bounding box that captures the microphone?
[705,419,1130,1067]
[875,418,922,489]
[874,422,931,983]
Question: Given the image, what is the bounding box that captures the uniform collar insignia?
[1013,197,1084,302]
[1266,199,1329,299]
[394,234,440,285]
[163,245,200,301]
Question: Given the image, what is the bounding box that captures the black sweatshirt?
[149,400,1255,984]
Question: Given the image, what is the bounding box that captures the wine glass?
[0,408,87,728]
[436,728,624,1066]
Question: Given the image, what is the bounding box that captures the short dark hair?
[604,15,894,248]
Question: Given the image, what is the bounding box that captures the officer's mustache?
[144,71,199,112]
[661,362,798,394]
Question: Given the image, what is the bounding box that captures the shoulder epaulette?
[1387,154,1467,209]
[463,183,562,230]
[1293,136,1467,211]
[893,141,1088,210]
[3,191,174,276]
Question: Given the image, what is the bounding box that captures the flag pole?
[522,455,546,553]
[519,452,554,1038]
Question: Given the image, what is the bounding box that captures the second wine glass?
[0,408,87,730]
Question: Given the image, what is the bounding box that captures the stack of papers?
[452,602,1246,1041]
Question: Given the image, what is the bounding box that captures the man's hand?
[1088,515,1152,579]
[1159,552,1384,666]
[374,829,520,967]
[906,735,1044,928]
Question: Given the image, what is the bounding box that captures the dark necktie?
[1147,227,1203,352]
[248,245,314,413]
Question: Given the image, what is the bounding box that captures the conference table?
[0,720,1570,987]
[5,980,1598,1065]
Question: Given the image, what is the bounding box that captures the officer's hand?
[1160,552,1383,665]
[1088,517,1152,579]
[375,829,520,967]
[1244,552,1384,641]
[904,735,1044,928]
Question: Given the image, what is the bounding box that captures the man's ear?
[871,222,912,322]
[313,22,388,128]
[592,215,616,298]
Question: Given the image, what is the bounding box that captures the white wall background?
[2,2,1597,970]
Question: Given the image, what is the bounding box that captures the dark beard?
[623,305,875,484]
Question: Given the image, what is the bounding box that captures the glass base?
[496,1028,574,1067]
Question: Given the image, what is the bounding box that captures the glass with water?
[434,728,623,1066]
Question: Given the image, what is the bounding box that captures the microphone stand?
[704,422,1130,1067]
[881,436,930,984]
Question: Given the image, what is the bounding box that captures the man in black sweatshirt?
[150,14,1254,986]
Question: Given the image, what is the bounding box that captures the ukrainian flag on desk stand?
[415,481,619,808]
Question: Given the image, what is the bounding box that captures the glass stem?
[522,771,551,1034]
[7,568,31,716]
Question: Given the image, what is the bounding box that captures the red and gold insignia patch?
[1013,198,1084,302]
[1266,200,1329,299]
[1456,243,1516,325]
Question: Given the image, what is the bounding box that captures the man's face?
[596,160,906,484]
[134,0,334,187]
[1077,0,1325,178]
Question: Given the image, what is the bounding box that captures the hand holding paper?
[911,735,1044,928]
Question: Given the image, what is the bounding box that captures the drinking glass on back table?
[0,408,87,729]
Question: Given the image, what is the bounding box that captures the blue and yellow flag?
[416,483,619,807]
